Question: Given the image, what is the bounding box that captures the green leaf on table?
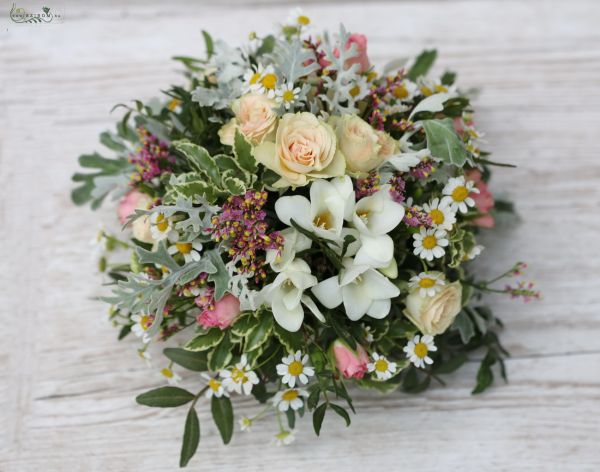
[185,328,225,352]
[312,403,327,436]
[433,353,468,375]
[163,348,208,372]
[329,403,351,427]
[180,407,200,467]
[407,49,437,80]
[472,349,496,394]
[211,396,234,444]
[136,386,195,408]
[423,118,468,167]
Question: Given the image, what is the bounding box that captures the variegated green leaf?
[233,130,257,173]
[231,312,260,337]
[245,313,274,351]
[163,172,220,204]
[185,328,225,352]
[172,141,221,184]
[208,332,234,371]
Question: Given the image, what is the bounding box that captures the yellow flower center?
[249,72,261,85]
[167,98,180,111]
[161,368,174,378]
[393,85,409,99]
[261,73,278,90]
[419,277,436,289]
[422,235,437,249]
[313,212,333,230]
[156,213,169,232]
[231,367,248,384]
[282,389,300,401]
[420,86,433,96]
[297,15,310,25]
[451,186,469,202]
[288,360,304,376]
[282,89,295,102]
[208,378,221,392]
[435,84,448,93]
[414,342,428,359]
[140,314,152,330]
[374,358,389,373]
[367,71,378,82]
[429,209,445,225]
[349,85,361,97]
[176,242,192,254]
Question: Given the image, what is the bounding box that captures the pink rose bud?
[466,169,495,228]
[117,190,148,224]
[197,294,241,330]
[332,339,369,379]
[332,33,371,73]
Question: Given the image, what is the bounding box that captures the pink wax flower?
[466,169,495,228]
[197,294,241,330]
[332,340,369,379]
[118,189,149,224]
[329,33,371,73]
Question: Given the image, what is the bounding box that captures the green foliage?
[423,118,469,167]
[71,153,131,208]
[136,387,195,407]
[312,403,327,436]
[163,348,208,372]
[185,328,225,352]
[211,396,234,444]
[407,49,437,80]
[208,332,234,371]
[180,407,200,467]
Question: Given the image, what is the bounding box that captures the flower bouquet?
[72,11,539,467]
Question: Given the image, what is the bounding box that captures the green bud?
[98,256,107,273]
[130,251,142,273]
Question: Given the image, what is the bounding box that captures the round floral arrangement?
[73,11,540,467]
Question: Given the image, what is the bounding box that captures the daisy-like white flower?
[465,244,485,261]
[417,76,453,97]
[220,355,260,395]
[160,367,181,385]
[131,313,154,343]
[408,272,446,298]
[150,212,177,241]
[367,353,397,380]
[276,351,314,387]
[274,429,296,447]
[403,334,437,368]
[246,64,278,98]
[275,82,301,110]
[423,198,456,231]
[442,176,479,214]
[137,349,152,367]
[202,373,228,398]
[242,64,266,93]
[413,228,449,261]
[285,7,311,29]
[167,240,203,263]
[391,79,418,103]
[273,388,308,412]
[239,416,253,432]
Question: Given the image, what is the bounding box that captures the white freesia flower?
[266,227,312,272]
[260,259,324,332]
[351,188,405,268]
[311,258,400,321]
[275,176,355,241]
[386,149,430,172]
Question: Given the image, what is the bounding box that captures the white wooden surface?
[2,1,600,470]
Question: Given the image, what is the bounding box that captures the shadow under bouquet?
[72,12,540,467]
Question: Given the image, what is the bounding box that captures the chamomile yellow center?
[420,86,433,96]
[261,73,278,90]
[414,342,428,359]
[231,367,248,384]
[156,213,169,232]
[429,209,445,225]
[374,358,389,373]
[313,212,333,230]
[451,186,469,202]
[435,84,448,93]
[140,314,152,330]
[167,98,180,111]
[349,85,361,97]
[422,235,437,249]
[393,85,409,99]
[282,90,295,102]
[419,277,436,289]
[282,389,299,401]
[297,15,310,25]
[176,242,192,254]
[161,368,174,378]
[249,72,261,85]
[288,360,304,376]
[208,378,221,392]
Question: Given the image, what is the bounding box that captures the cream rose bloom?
[253,112,345,188]
[334,115,395,174]
[218,93,277,146]
[403,281,463,335]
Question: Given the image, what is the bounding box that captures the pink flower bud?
[197,294,241,330]
[331,33,371,73]
[117,190,149,224]
[332,339,369,379]
[466,169,495,228]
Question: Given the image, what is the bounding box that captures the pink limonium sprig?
[462,261,541,302]
[354,171,380,199]
[129,127,176,183]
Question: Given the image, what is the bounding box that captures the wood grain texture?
[1,1,599,470]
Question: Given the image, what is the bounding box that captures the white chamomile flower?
[363,325,374,343]
[150,212,177,241]
[413,228,449,261]
[131,313,154,343]
[276,351,314,387]
[160,367,181,385]
[408,272,446,298]
[417,76,453,97]
[273,388,308,412]
[423,198,456,231]
[242,63,267,93]
[442,176,479,214]
[403,334,437,369]
[465,244,485,261]
[344,75,369,103]
[285,7,311,29]
[137,349,152,367]
[275,82,301,110]
[220,355,260,395]
[367,353,397,381]
[249,64,278,98]
[167,240,203,263]
[274,429,296,446]
[202,373,228,398]
[391,79,418,102]
[240,416,253,432]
